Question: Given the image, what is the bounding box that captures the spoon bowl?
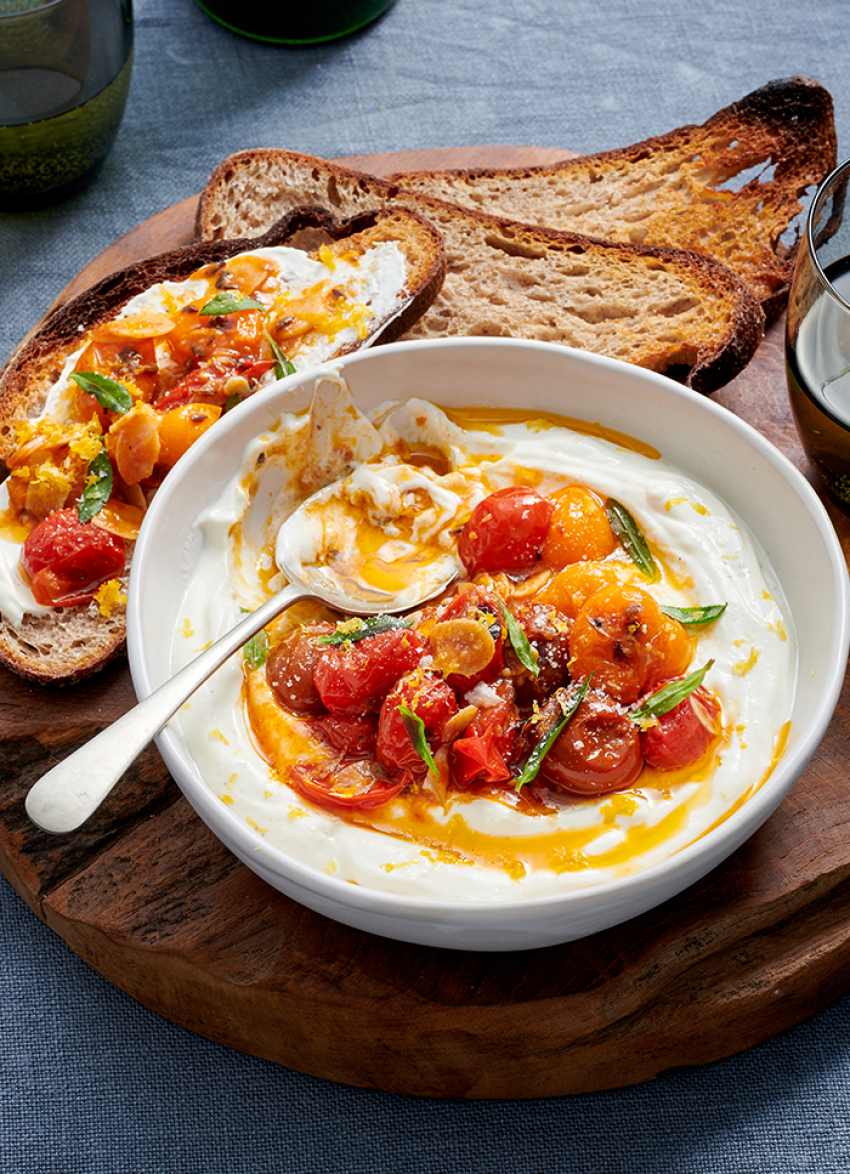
[24,482,457,835]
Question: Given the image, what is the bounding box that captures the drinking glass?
[0,0,133,211]
[786,157,850,511]
[193,0,395,44]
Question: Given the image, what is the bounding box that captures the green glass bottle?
[193,0,395,45]
[0,0,134,211]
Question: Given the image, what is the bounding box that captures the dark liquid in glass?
[194,0,394,44]
[0,0,133,211]
[787,256,850,510]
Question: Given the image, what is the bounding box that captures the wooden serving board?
[3,147,850,1100]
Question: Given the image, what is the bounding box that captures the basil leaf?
[317,615,413,645]
[200,293,266,316]
[660,603,727,627]
[398,704,438,776]
[238,607,269,669]
[496,597,538,677]
[77,445,113,522]
[515,675,593,792]
[70,371,133,415]
[224,391,243,413]
[629,659,714,727]
[606,498,658,579]
[264,330,297,378]
[242,628,269,669]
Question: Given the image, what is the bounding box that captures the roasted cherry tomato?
[376,671,459,774]
[451,686,520,788]
[569,585,692,704]
[157,403,222,468]
[288,759,406,812]
[536,688,644,796]
[313,712,378,759]
[20,508,126,607]
[458,487,553,576]
[266,624,334,716]
[510,599,572,701]
[541,485,617,568]
[642,685,721,771]
[313,627,426,715]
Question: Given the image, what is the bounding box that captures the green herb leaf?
[200,293,267,316]
[659,603,727,627]
[496,597,539,677]
[606,497,658,579]
[239,607,269,669]
[515,675,593,791]
[398,704,438,776]
[224,391,243,413]
[70,371,133,415]
[264,330,297,379]
[77,445,114,522]
[317,615,413,645]
[242,627,269,669]
[629,659,714,728]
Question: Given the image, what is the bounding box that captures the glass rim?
[0,0,68,19]
[807,155,850,315]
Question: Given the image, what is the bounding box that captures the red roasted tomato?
[642,685,721,771]
[536,688,644,796]
[313,627,427,715]
[288,759,406,812]
[458,487,554,576]
[451,685,521,788]
[20,509,126,607]
[376,671,459,775]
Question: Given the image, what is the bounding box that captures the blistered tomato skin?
[642,686,721,771]
[376,672,459,774]
[537,689,644,796]
[313,627,427,715]
[20,509,126,607]
[458,487,554,576]
[266,624,333,716]
[289,759,406,812]
[569,585,692,704]
[451,687,521,787]
[313,712,378,759]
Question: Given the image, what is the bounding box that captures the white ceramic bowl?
[127,338,850,951]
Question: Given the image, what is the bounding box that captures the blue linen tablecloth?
[3,1,850,1170]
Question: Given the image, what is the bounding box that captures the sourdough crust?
[0,206,445,684]
[387,76,837,321]
[196,148,764,395]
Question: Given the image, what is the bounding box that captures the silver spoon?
[25,485,458,835]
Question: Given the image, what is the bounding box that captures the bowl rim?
[127,337,850,922]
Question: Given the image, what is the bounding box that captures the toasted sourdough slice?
[197,149,764,394]
[0,206,445,684]
[387,77,837,321]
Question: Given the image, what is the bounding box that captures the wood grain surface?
[2,146,850,1100]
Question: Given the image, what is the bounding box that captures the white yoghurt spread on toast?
[0,243,407,627]
[168,376,795,901]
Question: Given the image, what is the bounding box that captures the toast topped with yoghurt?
[0,206,445,683]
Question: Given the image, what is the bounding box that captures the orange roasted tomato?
[569,584,692,704]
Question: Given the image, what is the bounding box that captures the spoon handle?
[25,584,309,835]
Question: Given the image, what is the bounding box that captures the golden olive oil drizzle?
[439,404,662,460]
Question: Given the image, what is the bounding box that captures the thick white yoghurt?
[170,380,795,901]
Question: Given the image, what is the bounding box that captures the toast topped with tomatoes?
[0,206,445,684]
